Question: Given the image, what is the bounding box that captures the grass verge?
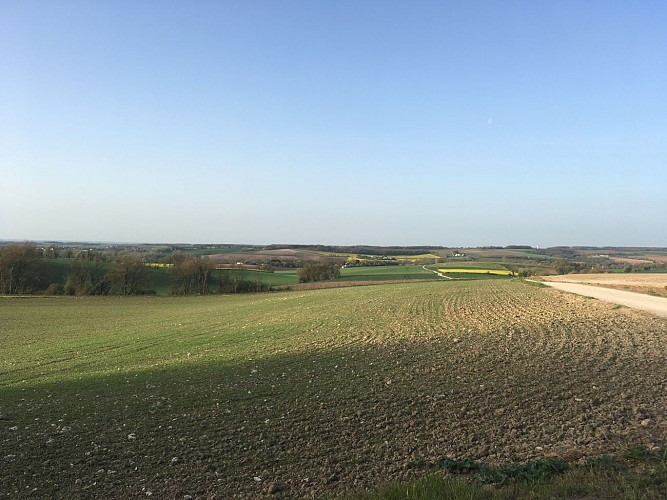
[359,450,667,499]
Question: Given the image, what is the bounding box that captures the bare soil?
[610,257,655,265]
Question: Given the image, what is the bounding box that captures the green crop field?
[338,264,437,281]
[441,272,512,280]
[218,268,300,286]
[435,261,510,271]
[2,281,666,498]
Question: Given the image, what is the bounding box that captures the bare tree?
[64,251,109,295]
[108,254,152,295]
[170,254,214,295]
[0,242,44,294]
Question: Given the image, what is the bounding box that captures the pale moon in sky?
[487,118,493,125]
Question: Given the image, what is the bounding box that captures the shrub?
[298,262,341,283]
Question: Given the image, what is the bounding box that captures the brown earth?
[610,257,655,265]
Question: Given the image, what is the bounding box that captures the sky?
[1,1,666,247]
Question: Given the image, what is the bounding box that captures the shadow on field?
[2,336,666,499]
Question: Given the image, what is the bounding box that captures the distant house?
[453,252,466,257]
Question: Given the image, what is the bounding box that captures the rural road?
[538,281,667,318]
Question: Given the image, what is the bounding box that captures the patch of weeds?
[625,445,657,461]
[637,474,667,489]
[487,459,570,484]
[434,458,570,485]
[352,475,488,500]
[550,477,595,498]
[436,458,483,474]
[406,458,429,469]
[584,454,618,471]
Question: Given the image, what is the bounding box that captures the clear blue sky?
[2,1,666,246]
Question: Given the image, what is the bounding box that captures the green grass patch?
[217,268,299,286]
[354,475,486,500]
[361,451,667,499]
[436,262,510,271]
[412,458,570,485]
[338,265,436,281]
[441,272,512,280]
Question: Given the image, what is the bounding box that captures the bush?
[298,262,341,283]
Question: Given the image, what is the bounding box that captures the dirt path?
[540,273,667,298]
[422,264,454,279]
[538,280,667,318]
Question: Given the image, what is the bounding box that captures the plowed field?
[1,280,666,498]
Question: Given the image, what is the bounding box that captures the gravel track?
[539,280,667,318]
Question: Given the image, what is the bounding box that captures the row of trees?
[0,243,156,296]
[0,243,153,295]
[64,252,221,296]
[63,252,153,295]
[0,243,279,296]
[267,244,445,256]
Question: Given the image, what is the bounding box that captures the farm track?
[1,281,667,498]
[539,280,667,317]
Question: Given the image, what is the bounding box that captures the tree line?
[266,244,445,256]
[0,243,274,296]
